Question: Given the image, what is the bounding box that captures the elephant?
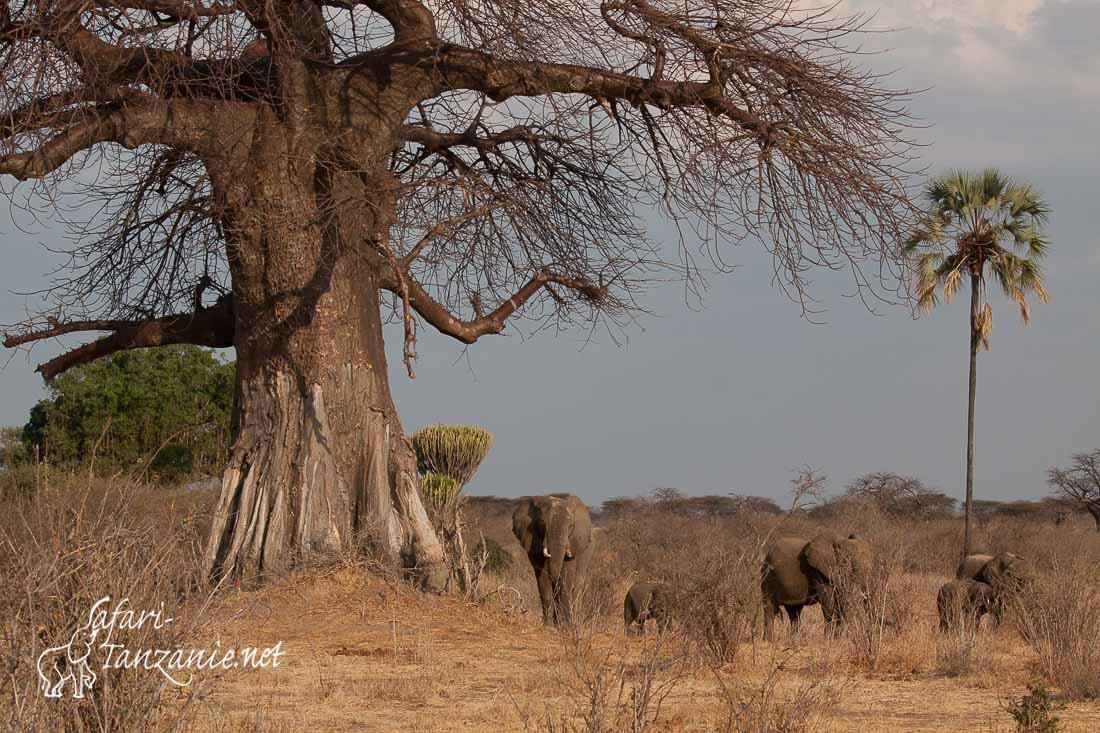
[512,494,594,625]
[937,578,996,631]
[955,552,1028,625]
[761,531,872,640]
[624,582,672,632]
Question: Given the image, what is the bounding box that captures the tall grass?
[1013,561,1100,700]
[0,474,215,730]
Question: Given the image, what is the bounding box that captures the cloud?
[834,0,1100,97]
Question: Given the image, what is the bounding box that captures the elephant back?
[955,554,995,581]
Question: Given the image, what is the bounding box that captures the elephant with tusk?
[512,493,594,626]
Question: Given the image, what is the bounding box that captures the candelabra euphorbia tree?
[411,424,492,590]
[0,0,917,587]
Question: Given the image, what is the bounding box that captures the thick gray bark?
[202,142,446,588]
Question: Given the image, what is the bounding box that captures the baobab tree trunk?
[202,151,446,589]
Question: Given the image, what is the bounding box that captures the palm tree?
[904,169,1050,558]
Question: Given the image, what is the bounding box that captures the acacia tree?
[0,0,916,586]
[1048,450,1100,532]
[844,472,955,520]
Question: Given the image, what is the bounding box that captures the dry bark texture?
[0,0,920,586]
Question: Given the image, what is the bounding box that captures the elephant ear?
[512,499,537,554]
[804,534,840,580]
[978,556,1006,586]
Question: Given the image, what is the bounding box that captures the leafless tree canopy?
[1048,450,1100,531]
[843,471,955,520]
[1,0,918,374]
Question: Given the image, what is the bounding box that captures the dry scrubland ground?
[3,476,1100,732]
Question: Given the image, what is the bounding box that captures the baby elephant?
[937,578,995,631]
[624,582,672,632]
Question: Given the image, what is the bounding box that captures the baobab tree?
[0,0,917,587]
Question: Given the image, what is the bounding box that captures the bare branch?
[0,98,239,180]
[382,266,608,345]
[3,296,234,379]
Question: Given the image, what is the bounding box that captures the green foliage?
[20,345,234,479]
[473,536,512,572]
[1006,680,1062,732]
[0,463,41,499]
[905,168,1051,341]
[0,426,28,468]
[410,424,493,487]
[421,472,458,509]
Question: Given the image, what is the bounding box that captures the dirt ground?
[178,567,1100,732]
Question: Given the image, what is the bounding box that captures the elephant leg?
[991,600,1005,628]
[819,591,841,638]
[558,564,577,626]
[535,566,554,625]
[786,605,805,639]
[763,596,780,641]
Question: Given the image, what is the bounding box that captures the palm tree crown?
[904,168,1050,344]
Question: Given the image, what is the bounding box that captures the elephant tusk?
[565,550,574,560]
[543,547,552,558]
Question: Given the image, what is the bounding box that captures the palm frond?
[977,301,993,349]
[905,168,1051,334]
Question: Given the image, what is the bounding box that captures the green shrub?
[1005,680,1062,732]
[18,345,234,479]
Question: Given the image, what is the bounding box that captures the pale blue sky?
[2,0,1098,505]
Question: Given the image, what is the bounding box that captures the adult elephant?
[761,531,872,640]
[512,494,594,625]
[955,552,1028,624]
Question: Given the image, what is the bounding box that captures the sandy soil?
[176,567,1100,732]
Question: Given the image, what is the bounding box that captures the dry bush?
[0,474,214,730]
[574,544,623,627]
[539,625,688,732]
[935,621,990,677]
[1012,560,1100,700]
[600,503,772,665]
[669,540,762,667]
[715,651,844,733]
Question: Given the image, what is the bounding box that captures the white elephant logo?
[36,597,107,699]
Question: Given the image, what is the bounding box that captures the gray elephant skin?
[955,552,1027,624]
[761,531,872,639]
[512,494,594,625]
[937,578,996,631]
[624,581,672,632]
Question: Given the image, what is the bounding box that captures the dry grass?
[0,474,215,731]
[3,478,1100,731]
[1013,561,1100,700]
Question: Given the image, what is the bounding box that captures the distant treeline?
[467,477,1081,525]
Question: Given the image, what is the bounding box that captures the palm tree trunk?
[963,274,980,558]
